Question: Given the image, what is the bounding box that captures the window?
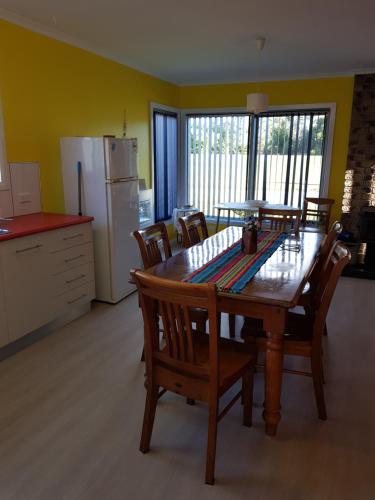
[184,107,332,218]
[251,111,328,205]
[186,114,250,217]
[152,109,178,222]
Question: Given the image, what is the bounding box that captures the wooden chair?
[133,223,208,356]
[134,270,256,485]
[299,221,343,309]
[179,211,209,248]
[301,197,335,234]
[179,211,236,338]
[241,241,350,420]
[258,207,302,235]
[133,223,172,269]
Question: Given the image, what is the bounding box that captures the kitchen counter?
[0,212,94,242]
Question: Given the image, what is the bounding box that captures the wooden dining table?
[145,226,323,436]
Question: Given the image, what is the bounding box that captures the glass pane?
[187,114,250,217]
[153,112,178,222]
[253,112,327,207]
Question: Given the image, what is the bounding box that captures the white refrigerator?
[61,137,140,303]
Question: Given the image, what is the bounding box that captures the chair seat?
[162,333,256,395]
[240,312,313,357]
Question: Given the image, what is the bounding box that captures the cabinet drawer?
[50,242,94,273]
[48,223,92,252]
[1,232,49,260]
[52,262,94,295]
[54,281,95,314]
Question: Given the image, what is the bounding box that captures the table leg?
[227,210,230,227]
[263,307,287,436]
[215,210,221,233]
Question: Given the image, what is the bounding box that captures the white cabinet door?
[0,255,9,347]
[1,233,53,342]
[0,223,95,345]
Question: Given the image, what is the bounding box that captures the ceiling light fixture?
[246,36,269,114]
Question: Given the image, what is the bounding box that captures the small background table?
[214,202,301,232]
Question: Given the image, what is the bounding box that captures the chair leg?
[140,383,159,453]
[311,355,327,420]
[242,367,254,427]
[205,400,219,485]
[228,313,236,338]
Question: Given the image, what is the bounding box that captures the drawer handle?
[16,244,43,254]
[66,274,86,284]
[63,233,84,241]
[65,254,84,263]
[67,293,87,305]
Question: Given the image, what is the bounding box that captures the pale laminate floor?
[0,277,374,500]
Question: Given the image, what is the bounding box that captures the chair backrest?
[179,212,209,248]
[311,241,350,350]
[134,270,219,381]
[258,208,302,234]
[133,223,172,269]
[309,220,343,288]
[302,197,335,233]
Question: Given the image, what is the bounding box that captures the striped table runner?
[184,230,287,293]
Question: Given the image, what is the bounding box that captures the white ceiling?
[1,0,375,85]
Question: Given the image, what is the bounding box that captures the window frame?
[150,102,182,223]
[0,97,10,191]
[180,103,336,221]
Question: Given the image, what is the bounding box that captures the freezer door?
[106,180,140,302]
[104,138,138,180]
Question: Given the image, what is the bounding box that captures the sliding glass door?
[186,114,250,217]
[185,109,329,216]
[251,111,328,205]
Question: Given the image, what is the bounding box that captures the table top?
[147,226,323,309]
[214,202,301,212]
[0,212,94,242]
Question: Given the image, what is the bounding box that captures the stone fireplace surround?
[342,74,375,238]
[342,74,375,277]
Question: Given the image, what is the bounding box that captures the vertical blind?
[187,114,250,217]
[186,111,328,217]
[153,111,178,222]
[252,111,328,206]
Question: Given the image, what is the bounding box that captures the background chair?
[241,241,350,420]
[258,207,302,234]
[134,271,256,485]
[133,223,172,268]
[298,221,343,317]
[301,197,335,234]
[179,211,209,248]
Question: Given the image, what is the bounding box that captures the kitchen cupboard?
[0,222,95,345]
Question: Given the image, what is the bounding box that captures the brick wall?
[342,74,375,237]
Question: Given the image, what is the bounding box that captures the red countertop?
[0,212,94,242]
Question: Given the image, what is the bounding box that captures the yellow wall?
[179,78,354,222]
[0,19,354,222]
[0,19,179,212]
